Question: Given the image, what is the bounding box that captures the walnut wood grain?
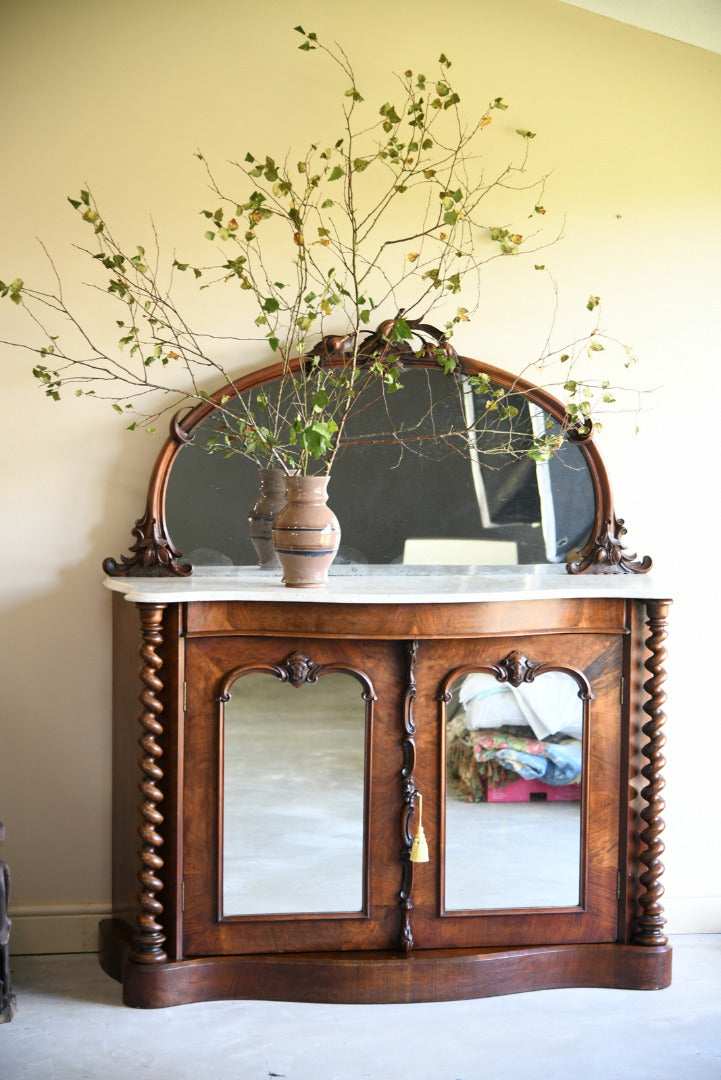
[399,640,419,952]
[104,591,672,1007]
[633,599,671,947]
[102,916,671,1008]
[130,603,168,964]
[420,632,621,949]
[184,596,628,640]
[182,635,403,956]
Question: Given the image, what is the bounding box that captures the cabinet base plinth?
[100,919,672,1009]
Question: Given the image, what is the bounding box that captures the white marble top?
[104,564,672,605]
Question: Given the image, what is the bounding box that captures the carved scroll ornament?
[567,516,652,576]
[399,640,420,953]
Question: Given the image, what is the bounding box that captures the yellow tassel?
[410,793,429,864]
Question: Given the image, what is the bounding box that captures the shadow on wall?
[0,431,163,932]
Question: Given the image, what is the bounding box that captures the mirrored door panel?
[444,668,585,911]
[222,671,368,916]
[405,632,622,951]
[183,634,405,957]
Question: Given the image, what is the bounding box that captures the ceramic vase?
[271,474,340,587]
[248,468,287,569]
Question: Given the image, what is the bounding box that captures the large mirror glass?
[166,365,596,568]
[444,668,584,910]
[222,671,367,916]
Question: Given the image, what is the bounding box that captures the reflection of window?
[462,383,542,530]
[166,366,597,566]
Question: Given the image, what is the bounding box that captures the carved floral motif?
[568,516,652,575]
[399,639,419,953]
[103,511,191,578]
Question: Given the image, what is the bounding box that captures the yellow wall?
[1,0,720,950]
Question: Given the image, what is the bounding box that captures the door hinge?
[616,870,622,900]
[181,880,185,912]
[183,681,187,712]
[619,676,625,706]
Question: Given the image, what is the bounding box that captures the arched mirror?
[103,351,650,576]
[444,663,590,911]
[166,364,596,567]
[221,669,370,917]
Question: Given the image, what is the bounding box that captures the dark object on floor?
[0,822,17,1022]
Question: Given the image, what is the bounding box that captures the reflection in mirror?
[445,669,584,910]
[223,671,367,916]
[166,365,596,567]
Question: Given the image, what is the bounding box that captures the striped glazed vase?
[271,474,340,587]
[247,468,286,568]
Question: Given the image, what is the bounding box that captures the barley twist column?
[633,599,671,947]
[130,602,168,964]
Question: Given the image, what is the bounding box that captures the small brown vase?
[271,474,340,587]
[248,468,287,569]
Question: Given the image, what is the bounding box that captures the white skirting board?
[6,898,719,954]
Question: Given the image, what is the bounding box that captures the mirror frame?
[102,349,651,577]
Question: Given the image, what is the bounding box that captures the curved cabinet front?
[101,584,672,1007]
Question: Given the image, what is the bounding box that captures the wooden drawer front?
[185,597,628,640]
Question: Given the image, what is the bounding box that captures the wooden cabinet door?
[408,631,625,950]
[182,634,405,956]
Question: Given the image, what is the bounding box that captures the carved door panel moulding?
[399,639,420,952]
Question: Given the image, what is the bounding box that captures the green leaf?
[328,165,345,181]
[391,317,412,342]
[379,102,401,125]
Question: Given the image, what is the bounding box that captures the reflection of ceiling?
[559,0,721,55]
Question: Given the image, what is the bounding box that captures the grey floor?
[2,936,720,1080]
